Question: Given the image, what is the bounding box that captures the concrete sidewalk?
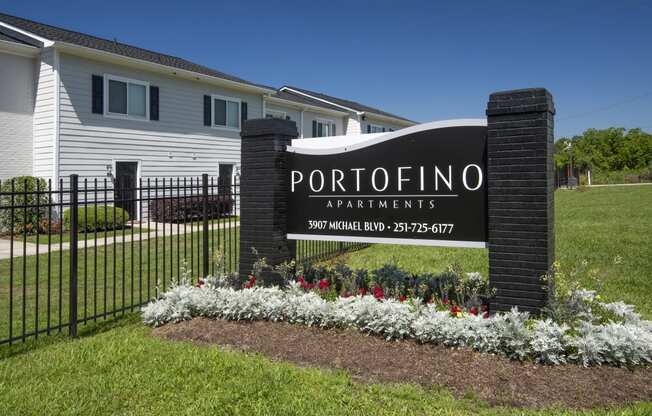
[0,220,239,260]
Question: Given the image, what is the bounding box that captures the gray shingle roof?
[0,12,271,91]
[270,90,346,112]
[282,85,415,124]
[0,24,42,47]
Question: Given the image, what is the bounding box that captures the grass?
[0,186,651,415]
[0,226,240,342]
[329,186,652,318]
[20,226,150,244]
[0,316,650,416]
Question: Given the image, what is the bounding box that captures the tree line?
[554,128,652,174]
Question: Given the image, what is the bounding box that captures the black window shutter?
[382,127,386,132]
[92,75,103,114]
[241,101,248,126]
[312,120,317,137]
[332,123,336,136]
[367,124,371,133]
[149,86,159,121]
[203,95,211,126]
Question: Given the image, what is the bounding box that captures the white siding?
[57,52,264,182]
[344,114,361,136]
[301,111,345,138]
[362,115,406,134]
[0,51,36,180]
[32,48,56,181]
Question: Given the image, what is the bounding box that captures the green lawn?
[21,226,150,244]
[0,316,649,416]
[0,227,240,342]
[330,186,652,318]
[0,186,651,415]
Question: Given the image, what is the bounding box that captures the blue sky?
[2,0,651,138]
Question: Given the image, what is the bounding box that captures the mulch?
[152,317,652,409]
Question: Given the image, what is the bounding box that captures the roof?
[281,85,415,124]
[0,25,42,47]
[0,12,270,91]
[270,90,346,113]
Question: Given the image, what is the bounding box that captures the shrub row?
[148,196,233,223]
[63,206,130,232]
[0,176,49,233]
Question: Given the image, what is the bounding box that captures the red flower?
[442,298,449,305]
[318,279,330,290]
[470,306,478,316]
[481,304,488,312]
[244,275,256,289]
[399,295,407,302]
[372,286,384,300]
[483,311,490,319]
[450,305,462,317]
[195,279,204,288]
[358,288,367,296]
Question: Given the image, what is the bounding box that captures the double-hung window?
[213,95,241,130]
[368,124,385,133]
[314,119,336,137]
[105,75,149,120]
[266,109,287,120]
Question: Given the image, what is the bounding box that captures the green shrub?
[0,176,50,234]
[63,205,129,232]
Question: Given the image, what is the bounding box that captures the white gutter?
[265,95,348,117]
[0,39,39,57]
[361,111,416,127]
[0,21,54,46]
[280,87,361,114]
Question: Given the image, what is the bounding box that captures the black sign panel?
[287,123,487,247]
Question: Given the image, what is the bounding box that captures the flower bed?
[142,281,652,367]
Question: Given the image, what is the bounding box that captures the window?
[368,124,386,133]
[266,110,287,120]
[105,75,149,119]
[213,95,241,130]
[314,119,337,137]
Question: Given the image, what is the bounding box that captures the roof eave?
[280,86,361,114]
[361,111,417,126]
[265,95,348,116]
[0,39,39,57]
[53,41,275,94]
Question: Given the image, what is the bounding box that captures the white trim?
[53,48,60,189]
[280,87,360,114]
[211,94,241,132]
[112,159,142,221]
[0,39,39,57]
[299,109,304,139]
[55,42,274,95]
[216,161,236,186]
[103,74,150,121]
[362,111,416,127]
[265,95,348,117]
[287,233,487,248]
[0,21,54,47]
[368,123,385,133]
[288,119,487,155]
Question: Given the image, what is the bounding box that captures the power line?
[557,91,652,122]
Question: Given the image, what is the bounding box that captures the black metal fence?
[0,174,367,345]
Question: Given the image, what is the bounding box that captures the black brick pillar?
[239,118,298,284]
[486,88,555,313]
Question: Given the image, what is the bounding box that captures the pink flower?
[481,304,489,312]
[442,298,449,305]
[244,275,256,289]
[483,311,490,319]
[195,279,204,288]
[470,306,478,316]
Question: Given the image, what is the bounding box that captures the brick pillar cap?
[241,118,298,138]
[487,88,555,116]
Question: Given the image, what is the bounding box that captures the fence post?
[69,174,79,337]
[202,173,210,278]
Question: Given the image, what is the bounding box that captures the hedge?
[148,196,233,223]
[63,206,129,232]
[0,176,49,233]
